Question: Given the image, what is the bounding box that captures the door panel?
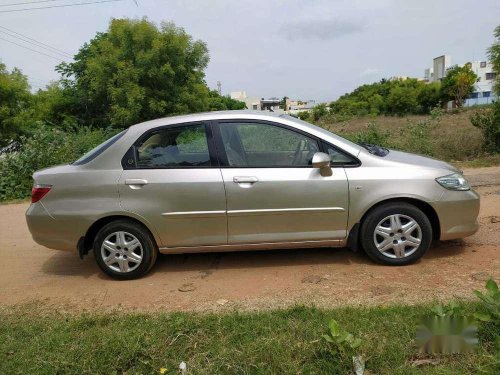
[215,120,349,244]
[221,167,349,244]
[119,122,226,248]
[119,169,227,247]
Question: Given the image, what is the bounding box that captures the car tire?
[93,219,158,280]
[360,202,432,265]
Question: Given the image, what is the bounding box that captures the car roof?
[129,110,283,129]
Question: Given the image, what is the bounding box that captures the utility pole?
[217,81,222,95]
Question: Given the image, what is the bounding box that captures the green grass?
[1,302,498,374]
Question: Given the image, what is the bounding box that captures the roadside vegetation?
[0,20,499,202]
[1,107,497,202]
[1,279,498,374]
[297,63,477,121]
[0,18,245,148]
[0,126,117,200]
[321,106,497,163]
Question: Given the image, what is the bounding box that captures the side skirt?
[159,239,345,254]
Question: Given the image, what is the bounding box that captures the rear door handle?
[125,179,148,189]
[233,176,259,184]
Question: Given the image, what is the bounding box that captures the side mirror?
[312,152,332,176]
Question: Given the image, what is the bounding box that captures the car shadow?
[41,252,100,279]
[41,246,370,279]
[149,247,372,277]
[40,240,469,279]
[426,239,469,259]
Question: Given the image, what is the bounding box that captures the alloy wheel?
[373,214,422,259]
[100,231,143,273]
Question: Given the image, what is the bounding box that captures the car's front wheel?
[360,202,432,265]
[94,219,158,280]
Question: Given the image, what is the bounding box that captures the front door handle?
[233,176,259,184]
[125,179,148,189]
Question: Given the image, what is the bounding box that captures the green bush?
[0,126,114,201]
[323,78,443,122]
[399,119,434,156]
[297,111,310,120]
[346,122,391,147]
[312,103,328,121]
[470,102,500,153]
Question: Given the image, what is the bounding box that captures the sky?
[0,0,499,102]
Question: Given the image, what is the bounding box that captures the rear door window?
[136,124,211,168]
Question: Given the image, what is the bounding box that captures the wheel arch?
[349,197,441,249]
[82,214,160,256]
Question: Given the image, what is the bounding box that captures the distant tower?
[217,81,222,95]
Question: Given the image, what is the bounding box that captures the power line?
[0,0,62,7]
[0,36,64,61]
[0,26,72,58]
[0,0,123,13]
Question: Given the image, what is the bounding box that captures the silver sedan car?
[26,111,480,279]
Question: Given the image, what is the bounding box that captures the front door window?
[218,122,320,167]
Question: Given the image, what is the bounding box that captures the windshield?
[358,142,390,157]
[73,129,127,165]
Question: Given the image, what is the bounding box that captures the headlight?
[435,173,470,191]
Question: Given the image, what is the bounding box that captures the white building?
[423,55,497,106]
[230,91,261,110]
[425,55,452,83]
[230,91,318,114]
[286,99,316,115]
[467,60,497,104]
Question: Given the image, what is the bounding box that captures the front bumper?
[431,188,480,241]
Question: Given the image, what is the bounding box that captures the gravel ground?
[0,167,498,312]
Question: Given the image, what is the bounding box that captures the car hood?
[384,150,461,173]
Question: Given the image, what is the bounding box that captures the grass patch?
[455,154,500,168]
[0,198,30,205]
[1,302,497,374]
[318,109,499,164]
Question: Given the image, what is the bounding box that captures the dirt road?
[1,167,499,312]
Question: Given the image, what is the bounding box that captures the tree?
[488,24,500,96]
[417,82,441,113]
[386,85,419,116]
[0,62,32,146]
[326,78,438,119]
[57,18,211,128]
[281,96,289,111]
[207,90,245,111]
[440,64,478,108]
[469,24,500,153]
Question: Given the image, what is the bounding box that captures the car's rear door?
[118,122,227,248]
[213,120,349,245]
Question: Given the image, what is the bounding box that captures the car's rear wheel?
[94,219,158,280]
[360,202,432,265]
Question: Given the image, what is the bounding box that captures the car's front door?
[119,122,227,248]
[213,120,349,245]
